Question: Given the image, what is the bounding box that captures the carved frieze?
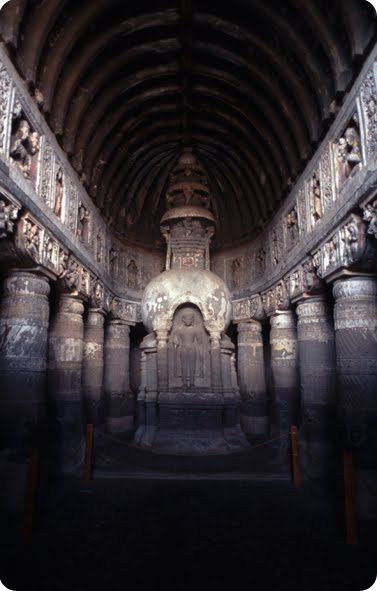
[91,280,104,309]
[334,115,362,187]
[360,66,377,159]
[362,199,377,239]
[59,255,82,293]
[314,214,377,279]
[41,140,54,207]
[21,216,42,263]
[111,297,139,324]
[77,202,90,243]
[53,166,64,219]
[297,186,307,236]
[9,110,40,182]
[0,64,11,154]
[285,207,299,248]
[0,196,20,238]
[309,171,322,226]
[233,295,264,322]
[43,234,59,272]
[319,145,335,214]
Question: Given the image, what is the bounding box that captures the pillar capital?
[2,270,50,297]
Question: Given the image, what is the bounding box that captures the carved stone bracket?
[232,294,265,323]
[313,213,377,282]
[111,297,139,325]
[0,194,20,239]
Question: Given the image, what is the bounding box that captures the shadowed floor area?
[1,477,376,590]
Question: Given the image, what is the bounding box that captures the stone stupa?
[135,148,248,454]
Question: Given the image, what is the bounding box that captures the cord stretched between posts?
[95,429,288,453]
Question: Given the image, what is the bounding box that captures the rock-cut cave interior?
[0,0,377,588]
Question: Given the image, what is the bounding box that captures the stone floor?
[1,474,376,591]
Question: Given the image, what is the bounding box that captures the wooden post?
[22,447,41,543]
[343,450,358,545]
[290,426,301,488]
[84,423,94,481]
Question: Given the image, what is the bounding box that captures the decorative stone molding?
[313,213,377,280]
[0,193,20,238]
[111,297,139,325]
[232,295,264,323]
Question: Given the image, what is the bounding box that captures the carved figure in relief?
[302,258,320,293]
[63,258,81,292]
[0,199,17,238]
[77,204,90,242]
[310,173,322,223]
[231,258,241,290]
[286,207,299,244]
[337,125,362,183]
[109,246,118,275]
[363,200,377,239]
[256,247,266,275]
[24,221,40,260]
[58,250,68,277]
[96,233,103,263]
[54,168,64,218]
[10,119,30,176]
[271,229,280,265]
[127,259,139,289]
[172,308,204,387]
[341,216,360,266]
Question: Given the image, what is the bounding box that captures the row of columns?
[0,271,132,509]
[237,276,377,488]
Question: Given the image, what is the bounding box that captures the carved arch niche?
[168,304,210,390]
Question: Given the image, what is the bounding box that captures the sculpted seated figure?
[172,309,204,388]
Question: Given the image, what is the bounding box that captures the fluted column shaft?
[48,294,85,474]
[296,296,336,478]
[270,311,299,442]
[237,321,269,439]
[0,271,50,509]
[104,321,133,435]
[82,308,105,424]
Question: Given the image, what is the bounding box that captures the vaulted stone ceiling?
[0,0,375,247]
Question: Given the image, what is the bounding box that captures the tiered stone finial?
[165,148,211,210]
[160,149,216,272]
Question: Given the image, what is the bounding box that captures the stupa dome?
[141,268,232,333]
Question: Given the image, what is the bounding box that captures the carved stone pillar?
[0,272,50,509]
[156,328,169,390]
[48,294,85,474]
[82,308,105,425]
[237,321,269,439]
[210,331,222,389]
[270,311,299,447]
[104,321,133,435]
[333,276,377,516]
[296,296,336,478]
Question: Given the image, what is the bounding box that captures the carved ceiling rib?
[0,0,374,248]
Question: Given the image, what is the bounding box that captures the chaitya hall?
[0,0,377,588]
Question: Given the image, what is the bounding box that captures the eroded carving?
[0,198,19,238]
[363,200,377,239]
[10,117,40,180]
[310,172,322,225]
[54,167,64,218]
[360,68,377,158]
[77,203,90,243]
[336,117,362,185]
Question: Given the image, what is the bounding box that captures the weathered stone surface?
[48,294,85,474]
[0,271,50,510]
[237,321,269,439]
[104,321,133,435]
[82,308,105,424]
[296,296,336,478]
[270,311,299,454]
